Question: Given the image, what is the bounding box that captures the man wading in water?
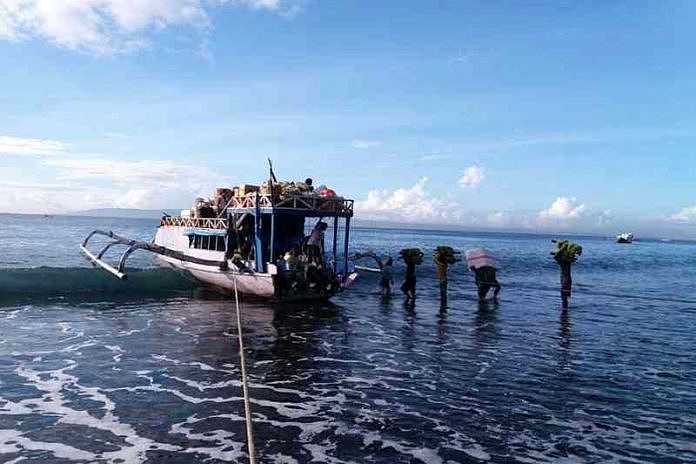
[433,246,461,307]
[551,240,582,309]
[465,247,500,303]
[399,249,423,303]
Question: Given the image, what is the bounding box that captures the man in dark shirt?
[473,266,501,303]
[559,261,572,309]
[401,261,417,302]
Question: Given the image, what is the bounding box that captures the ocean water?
[0,213,695,463]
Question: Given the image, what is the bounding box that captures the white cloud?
[0,181,116,213]
[355,177,457,223]
[0,155,225,212]
[670,205,696,224]
[43,158,206,186]
[351,139,383,149]
[419,154,449,162]
[0,132,229,212]
[458,165,484,188]
[40,156,226,210]
[0,135,67,157]
[486,211,508,227]
[0,0,293,54]
[538,196,586,223]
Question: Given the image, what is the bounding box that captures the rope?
[233,277,257,464]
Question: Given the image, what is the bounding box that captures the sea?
[0,213,695,464]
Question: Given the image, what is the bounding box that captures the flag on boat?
[465,247,498,270]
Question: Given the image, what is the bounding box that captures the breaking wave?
[0,266,195,300]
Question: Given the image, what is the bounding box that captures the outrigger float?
[81,173,358,301]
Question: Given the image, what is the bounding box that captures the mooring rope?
[233,277,257,464]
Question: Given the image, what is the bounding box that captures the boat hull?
[153,226,337,301]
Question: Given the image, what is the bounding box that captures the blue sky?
[1,1,695,237]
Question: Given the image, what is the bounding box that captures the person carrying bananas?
[399,249,423,303]
[551,240,582,309]
[433,246,460,306]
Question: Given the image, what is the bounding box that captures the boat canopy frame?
[223,192,354,279]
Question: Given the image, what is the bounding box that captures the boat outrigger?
[81,172,358,301]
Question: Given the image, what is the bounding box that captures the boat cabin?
[159,190,354,281]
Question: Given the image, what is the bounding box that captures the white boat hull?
[154,226,276,297]
[155,254,276,297]
[153,226,347,300]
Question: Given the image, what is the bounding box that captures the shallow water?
[0,214,695,463]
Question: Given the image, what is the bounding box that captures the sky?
[1,0,695,238]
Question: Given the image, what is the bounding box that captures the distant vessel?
[616,232,634,244]
[81,168,358,301]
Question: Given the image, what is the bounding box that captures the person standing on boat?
[305,221,328,265]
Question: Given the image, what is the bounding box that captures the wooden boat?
[81,180,357,301]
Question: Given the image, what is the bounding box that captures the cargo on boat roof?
[165,179,353,228]
[219,179,354,218]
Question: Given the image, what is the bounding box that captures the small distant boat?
[616,233,634,244]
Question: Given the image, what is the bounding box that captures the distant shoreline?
[2,210,694,244]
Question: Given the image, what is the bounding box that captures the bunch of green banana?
[551,240,583,263]
[433,246,461,264]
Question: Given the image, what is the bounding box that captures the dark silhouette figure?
[401,261,417,303]
[559,261,572,309]
[473,266,501,303]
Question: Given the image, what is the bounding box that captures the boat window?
[188,234,226,251]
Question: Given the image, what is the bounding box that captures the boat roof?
[224,193,354,218]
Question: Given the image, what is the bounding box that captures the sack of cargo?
[281,182,300,195]
[236,184,259,196]
[551,240,582,263]
[214,188,233,198]
[292,181,309,193]
[399,248,424,265]
[433,246,461,264]
[317,186,336,197]
[261,181,281,196]
[465,247,497,270]
[214,188,233,211]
